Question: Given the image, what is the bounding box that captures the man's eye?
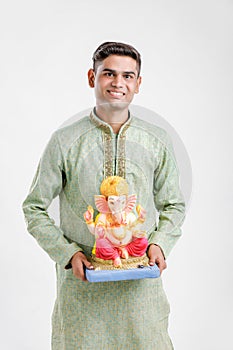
[124,75,133,79]
[105,72,114,77]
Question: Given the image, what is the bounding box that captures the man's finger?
[156,258,167,274]
[149,258,156,266]
[74,258,86,281]
[71,252,93,281]
[77,256,94,281]
[82,257,94,270]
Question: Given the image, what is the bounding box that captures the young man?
[23,42,185,349]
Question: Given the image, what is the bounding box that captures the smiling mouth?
[107,90,125,98]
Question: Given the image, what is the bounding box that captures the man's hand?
[71,251,94,282]
[147,244,167,274]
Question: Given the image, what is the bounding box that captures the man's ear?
[135,76,142,94]
[88,69,95,88]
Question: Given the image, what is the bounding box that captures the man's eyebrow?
[102,68,136,76]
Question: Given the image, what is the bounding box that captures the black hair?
[92,42,141,76]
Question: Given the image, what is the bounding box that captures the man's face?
[88,55,141,110]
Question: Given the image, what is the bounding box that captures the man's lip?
[107,90,125,96]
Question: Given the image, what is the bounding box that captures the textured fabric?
[52,270,173,349]
[22,109,185,349]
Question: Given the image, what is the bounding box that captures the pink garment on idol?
[95,237,148,260]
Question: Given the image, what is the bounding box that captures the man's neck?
[95,105,129,134]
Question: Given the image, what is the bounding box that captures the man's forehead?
[96,55,138,74]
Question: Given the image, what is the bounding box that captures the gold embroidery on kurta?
[90,110,131,179]
[103,132,114,178]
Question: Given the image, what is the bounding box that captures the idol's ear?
[94,195,109,214]
[125,194,137,213]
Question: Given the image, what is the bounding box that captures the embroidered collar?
[89,108,132,135]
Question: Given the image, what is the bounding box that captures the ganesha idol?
[83,176,148,268]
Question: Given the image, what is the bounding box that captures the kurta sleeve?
[148,133,186,258]
[22,131,83,269]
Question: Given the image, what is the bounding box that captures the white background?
[1,1,233,349]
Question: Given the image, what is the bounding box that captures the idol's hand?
[83,205,94,223]
[147,244,167,274]
[136,205,146,222]
[95,225,105,239]
[71,251,94,282]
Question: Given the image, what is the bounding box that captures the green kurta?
[22,109,185,349]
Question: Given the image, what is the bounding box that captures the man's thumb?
[83,257,94,270]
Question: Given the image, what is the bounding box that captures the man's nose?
[111,74,124,88]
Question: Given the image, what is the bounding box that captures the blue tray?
[86,264,160,282]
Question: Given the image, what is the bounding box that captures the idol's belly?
[106,227,132,246]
